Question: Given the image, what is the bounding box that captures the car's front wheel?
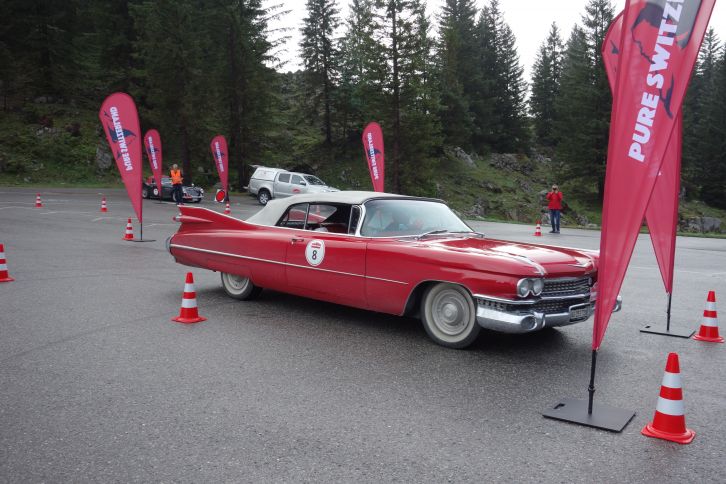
[257,189,271,205]
[142,186,149,199]
[221,272,262,300]
[421,283,480,348]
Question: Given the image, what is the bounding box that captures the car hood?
[424,236,597,277]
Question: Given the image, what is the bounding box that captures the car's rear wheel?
[421,283,480,348]
[221,272,262,300]
[257,189,271,205]
[142,187,149,199]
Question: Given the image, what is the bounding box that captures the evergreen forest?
[1,0,725,226]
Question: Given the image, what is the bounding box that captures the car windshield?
[303,175,326,186]
[360,199,473,237]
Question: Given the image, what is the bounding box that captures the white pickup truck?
[247,167,339,205]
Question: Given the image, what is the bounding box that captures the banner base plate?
[131,239,156,243]
[640,325,694,338]
[543,398,635,432]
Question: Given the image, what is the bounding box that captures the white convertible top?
[245,190,427,226]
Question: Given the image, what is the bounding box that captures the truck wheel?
[221,272,262,300]
[421,283,480,348]
[257,189,271,205]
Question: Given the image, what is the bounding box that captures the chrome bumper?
[474,295,622,334]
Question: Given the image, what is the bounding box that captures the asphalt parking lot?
[1,187,724,482]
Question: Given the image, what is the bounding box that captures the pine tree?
[554,26,595,182]
[530,23,563,146]
[337,0,385,140]
[553,0,613,199]
[214,0,279,189]
[301,0,340,144]
[683,28,721,197]
[130,0,214,184]
[373,0,441,194]
[436,0,478,149]
[692,33,725,207]
[472,0,529,153]
[581,0,613,198]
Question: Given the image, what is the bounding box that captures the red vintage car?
[167,192,621,348]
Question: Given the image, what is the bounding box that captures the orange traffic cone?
[642,353,695,444]
[35,193,43,208]
[0,244,14,283]
[122,218,134,241]
[172,272,207,324]
[534,221,542,237]
[693,290,724,343]
[224,202,231,215]
[100,197,108,213]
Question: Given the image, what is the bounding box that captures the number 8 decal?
[305,239,325,267]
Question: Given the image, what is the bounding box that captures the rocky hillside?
[1,100,724,234]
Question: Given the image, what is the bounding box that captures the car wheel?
[142,187,149,199]
[153,187,159,197]
[257,189,271,205]
[221,272,262,300]
[421,283,480,348]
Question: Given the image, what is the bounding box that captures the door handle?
[291,237,305,244]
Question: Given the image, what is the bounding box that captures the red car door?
[283,203,367,308]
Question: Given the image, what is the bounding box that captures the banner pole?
[140,220,143,241]
[587,349,597,414]
[666,293,672,332]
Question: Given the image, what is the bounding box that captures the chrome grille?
[530,297,590,315]
[542,277,591,298]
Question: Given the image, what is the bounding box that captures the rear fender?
[172,205,252,234]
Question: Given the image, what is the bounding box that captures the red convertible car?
[167,192,621,348]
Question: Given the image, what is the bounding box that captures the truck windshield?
[304,175,326,186]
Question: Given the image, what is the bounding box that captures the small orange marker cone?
[642,353,695,444]
[224,202,231,215]
[35,193,43,208]
[693,290,724,343]
[0,244,14,283]
[100,197,108,213]
[534,221,542,237]
[172,272,207,324]
[123,218,134,241]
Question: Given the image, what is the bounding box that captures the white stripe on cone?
[661,371,682,389]
[705,301,716,311]
[0,263,6,271]
[184,283,195,292]
[656,397,685,416]
[702,316,718,327]
[181,298,198,309]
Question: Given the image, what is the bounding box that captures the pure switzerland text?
[628,0,685,163]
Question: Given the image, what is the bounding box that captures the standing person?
[170,164,184,205]
[546,184,563,233]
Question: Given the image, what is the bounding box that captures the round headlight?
[532,278,545,296]
[517,279,532,297]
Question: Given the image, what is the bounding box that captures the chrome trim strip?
[169,243,409,286]
[544,276,592,283]
[473,294,536,305]
[539,293,591,301]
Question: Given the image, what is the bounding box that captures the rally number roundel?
[305,239,325,267]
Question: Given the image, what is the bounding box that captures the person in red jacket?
[546,184,563,233]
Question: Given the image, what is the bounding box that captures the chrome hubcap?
[226,274,249,292]
[432,290,470,336]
